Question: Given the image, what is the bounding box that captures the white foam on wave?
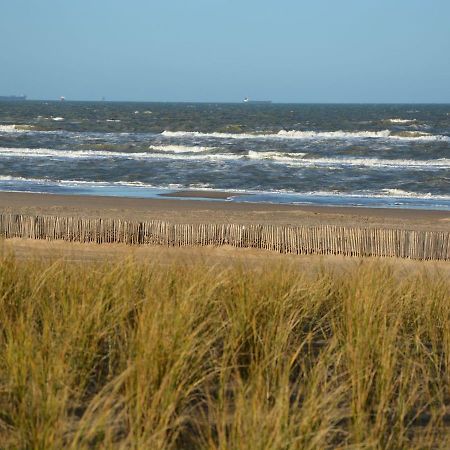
[281,156,450,169]
[0,147,448,170]
[297,189,450,201]
[380,189,436,198]
[1,124,447,143]
[248,151,307,161]
[162,129,450,142]
[0,124,32,133]
[0,147,139,159]
[0,175,164,188]
[0,175,33,182]
[0,176,213,193]
[277,130,393,139]
[385,118,417,124]
[0,125,76,135]
[161,129,388,140]
[148,144,216,153]
[0,146,239,161]
[52,117,64,121]
[0,175,161,189]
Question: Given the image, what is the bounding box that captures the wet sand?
[0,191,448,232]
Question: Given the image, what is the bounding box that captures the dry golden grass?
[0,250,449,449]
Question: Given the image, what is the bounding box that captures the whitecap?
[385,118,417,124]
[148,144,216,153]
[0,124,32,132]
[0,146,239,161]
[0,147,448,170]
[248,151,307,161]
[282,190,450,201]
[280,156,450,170]
[161,129,450,142]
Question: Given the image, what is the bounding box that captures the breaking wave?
[0,147,239,161]
[281,156,450,169]
[384,118,417,124]
[148,144,216,153]
[298,189,450,201]
[0,175,161,189]
[380,189,435,198]
[278,190,450,201]
[0,176,228,194]
[248,151,307,161]
[2,125,448,142]
[0,124,34,132]
[161,129,450,142]
[0,147,448,170]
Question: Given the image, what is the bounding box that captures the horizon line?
[4,98,450,105]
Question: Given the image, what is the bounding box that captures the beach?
[0,191,448,231]
[0,191,448,263]
[1,190,449,295]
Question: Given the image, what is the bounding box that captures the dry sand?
[0,191,448,231]
[2,238,449,277]
[0,192,448,266]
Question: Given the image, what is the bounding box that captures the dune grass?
[0,252,449,449]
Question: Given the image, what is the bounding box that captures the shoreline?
[1,185,448,211]
[0,191,448,232]
[158,190,239,199]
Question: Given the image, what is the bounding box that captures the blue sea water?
[0,101,449,209]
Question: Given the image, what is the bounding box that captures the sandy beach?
[2,238,449,280]
[0,191,448,232]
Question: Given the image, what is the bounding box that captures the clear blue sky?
[1,0,449,103]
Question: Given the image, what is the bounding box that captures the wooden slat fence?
[0,213,448,260]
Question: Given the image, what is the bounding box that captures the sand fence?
[0,213,448,260]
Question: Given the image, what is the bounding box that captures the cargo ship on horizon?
[243,97,272,104]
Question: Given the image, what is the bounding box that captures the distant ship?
[0,95,27,101]
[243,97,272,104]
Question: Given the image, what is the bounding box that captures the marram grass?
[0,254,449,449]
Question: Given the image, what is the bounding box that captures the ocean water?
[0,101,449,210]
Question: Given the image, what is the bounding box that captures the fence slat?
[0,213,447,261]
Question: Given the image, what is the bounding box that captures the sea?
[0,101,449,210]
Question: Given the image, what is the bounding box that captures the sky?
[1,0,449,103]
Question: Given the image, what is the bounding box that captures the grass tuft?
[0,254,449,448]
